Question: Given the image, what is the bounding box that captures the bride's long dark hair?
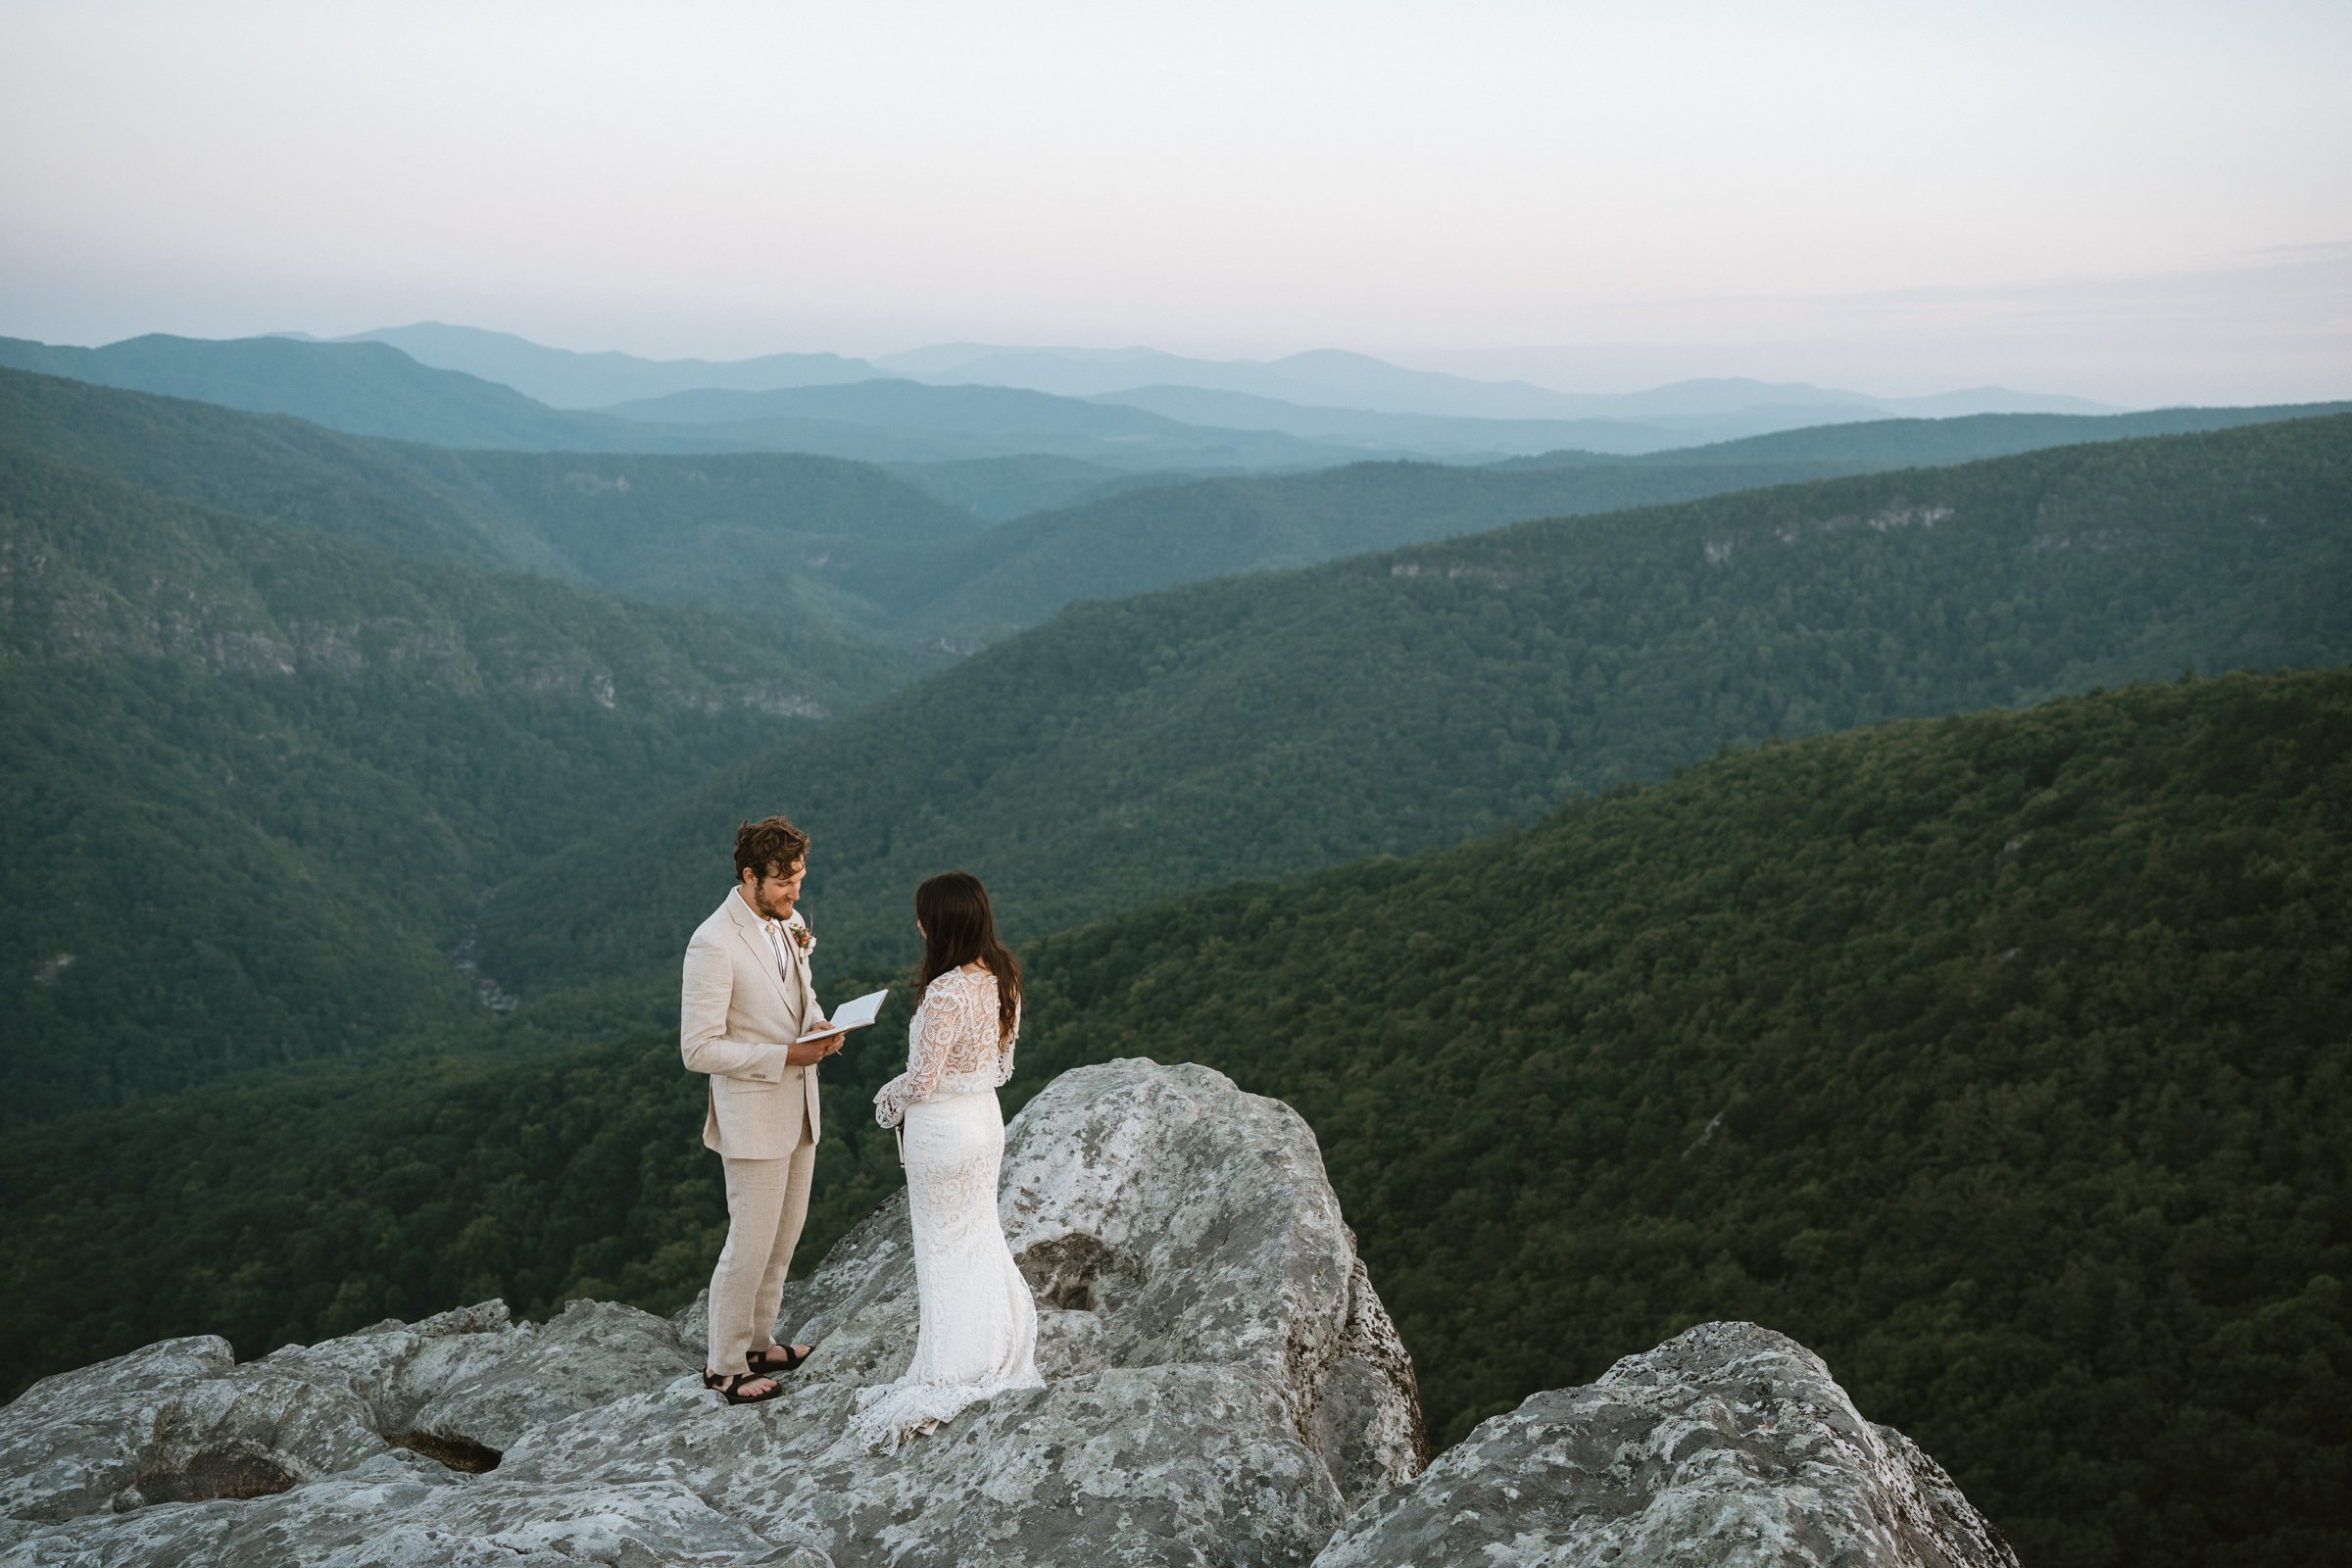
[914,870,1021,1041]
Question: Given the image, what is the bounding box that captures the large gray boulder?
[0,1298,804,1567]
[1311,1320,2017,1568]
[0,1300,514,1525]
[535,1057,1429,1567]
[0,1059,1426,1568]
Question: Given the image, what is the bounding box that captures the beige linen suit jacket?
[681,888,822,1159]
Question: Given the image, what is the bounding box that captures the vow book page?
[798,988,888,1043]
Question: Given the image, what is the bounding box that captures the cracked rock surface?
[0,1059,1425,1568]
[1312,1320,2018,1568]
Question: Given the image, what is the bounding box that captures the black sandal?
[703,1368,784,1404]
[747,1344,812,1375]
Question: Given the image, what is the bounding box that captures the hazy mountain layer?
[335,322,885,409]
[596,378,1366,468]
[472,414,2352,1005]
[1553,400,2352,469]
[1090,380,2145,456]
[864,341,1605,416]
[0,334,673,452]
[6,329,2145,474]
[878,342,2115,422]
[7,669,2341,1568]
[0,368,973,630]
[1,335,1343,470]
[1089,382,1895,456]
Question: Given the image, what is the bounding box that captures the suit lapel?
[780,920,810,1017]
[724,891,797,1016]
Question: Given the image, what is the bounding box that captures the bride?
[850,870,1044,1451]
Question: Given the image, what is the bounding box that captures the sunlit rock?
[1312,1320,2016,1568]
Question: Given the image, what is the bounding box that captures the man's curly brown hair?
[733,815,809,882]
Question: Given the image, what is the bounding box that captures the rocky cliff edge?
[0,1059,2010,1568]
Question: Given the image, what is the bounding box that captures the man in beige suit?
[682,814,846,1402]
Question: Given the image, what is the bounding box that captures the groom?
[681,814,846,1398]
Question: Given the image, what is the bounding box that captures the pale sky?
[3,0,2348,402]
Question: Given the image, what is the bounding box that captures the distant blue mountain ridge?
[0,333,1354,469]
[867,341,2120,421]
[2,324,2209,474]
[317,321,2122,452]
[326,321,883,409]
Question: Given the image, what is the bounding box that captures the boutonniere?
[788,915,814,956]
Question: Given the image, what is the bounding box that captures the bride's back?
[912,966,1019,1082]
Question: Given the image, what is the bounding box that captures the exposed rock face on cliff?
[1315,1320,2018,1568]
[0,1059,1426,1567]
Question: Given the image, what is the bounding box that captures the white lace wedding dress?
[850,966,1043,1451]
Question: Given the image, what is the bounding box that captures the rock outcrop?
[0,1059,1426,1567]
[1,1062,2018,1567]
[1314,1320,2018,1568]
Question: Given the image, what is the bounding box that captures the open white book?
[796,987,889,1044]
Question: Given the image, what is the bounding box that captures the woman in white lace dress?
[850,870,1044,1451]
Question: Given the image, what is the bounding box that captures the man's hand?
[784,1020,847,1067]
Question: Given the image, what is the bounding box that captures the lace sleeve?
[873,976,971,1129]
[993,995,1022,1087]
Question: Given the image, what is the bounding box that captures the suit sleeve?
[680,927,790,1082]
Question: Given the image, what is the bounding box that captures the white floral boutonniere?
[788,913,814,956]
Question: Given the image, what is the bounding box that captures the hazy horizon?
[4,1,2348,405]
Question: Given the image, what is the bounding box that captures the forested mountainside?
[1507,399,2352,470]
[903,400,2352,649]
[8,669,2343,1568]
[3,369,1820,636]
[8,365,2343,651]
[436,451,982,620]
[0,366,585,574]
[457,449,1900,637]
[880,456,1858,640]
[0,368,973,627]
[474,414,2352,1004]
[594,378,1357,468]
[1009,666,2352,1568]
[879,455,1181,520]
[1084,378,1756,454]
[0,442,918,1122]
